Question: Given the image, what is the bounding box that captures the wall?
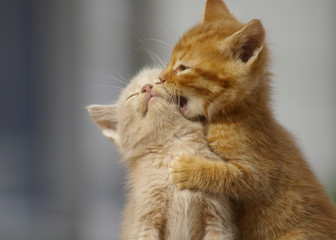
[0,0,335,239]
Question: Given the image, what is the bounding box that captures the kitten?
[160,0,336,239]
[87,67,236,240]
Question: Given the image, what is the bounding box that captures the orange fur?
[161,0,336,239]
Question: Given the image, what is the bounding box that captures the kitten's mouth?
[143,92,162,115]
[179,96,188,114]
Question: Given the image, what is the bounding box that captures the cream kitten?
[87,67,235,240]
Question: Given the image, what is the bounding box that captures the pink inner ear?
[240,37,261,63]
[231,20,265,63]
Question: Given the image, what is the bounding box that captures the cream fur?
[88,67,236,240]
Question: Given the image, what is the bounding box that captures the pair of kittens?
[88,0,336,239]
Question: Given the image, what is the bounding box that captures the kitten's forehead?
[174,21,242,56]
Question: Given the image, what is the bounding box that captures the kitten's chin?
[142,93,163,115]
[146,96,164,113]
[148,96,161,104]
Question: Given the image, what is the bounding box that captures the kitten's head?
[160,0,268,121]
[88,68,188,156]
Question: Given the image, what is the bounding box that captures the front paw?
[170,154,196,190]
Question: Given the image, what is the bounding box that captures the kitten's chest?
[139,140,200,177]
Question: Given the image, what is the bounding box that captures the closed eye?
[176,64,189,72]
[125,92,139,102]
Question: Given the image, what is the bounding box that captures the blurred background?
[1,0,335,239]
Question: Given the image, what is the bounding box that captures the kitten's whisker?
[144,38,173,49]
[91,72,128,87]
[165,84,178,108]
[86,88,119,100]
[135,37,166,68]
[87,85,124,90]
[176,90,181,112]
[157,20,174,46]
[148,49,166,68]
[113,71,130,85]
[135,46,165,68]
[109,77,128,87]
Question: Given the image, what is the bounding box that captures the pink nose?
[142,84,153,93]
[159,76,165,83]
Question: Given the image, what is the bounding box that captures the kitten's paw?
[170,154,195,190]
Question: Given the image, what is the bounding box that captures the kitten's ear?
[87,105,120,145]
[202,0,236,23]
[225,19,265,64]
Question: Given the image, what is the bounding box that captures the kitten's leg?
[278,230,320,240]
[203,196,236,240]
[137,225,160,240]
[135,211,164,240]
[171,154,272,200]
[120,199,136,240]
[133,192,167,240]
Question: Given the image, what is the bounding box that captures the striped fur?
[161,0,336,239]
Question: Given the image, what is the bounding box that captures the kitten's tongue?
[179,96,188,114]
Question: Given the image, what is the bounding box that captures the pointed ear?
[225,19,265,63]
[202,0,236,23]
[87,104,120,145]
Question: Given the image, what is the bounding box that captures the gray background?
[1,0,335,239]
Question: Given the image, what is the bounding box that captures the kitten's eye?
[125,92,139,102]
[176,64,189,72]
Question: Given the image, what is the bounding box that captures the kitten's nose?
[159,75,165,83]
[142,84,153,93]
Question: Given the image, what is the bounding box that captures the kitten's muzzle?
[142,84,153,93]
[159,75,166,83]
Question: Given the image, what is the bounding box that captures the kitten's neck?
[122,120,203,161]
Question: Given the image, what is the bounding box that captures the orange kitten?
[87,68,236,240]
[160,0,336,239]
